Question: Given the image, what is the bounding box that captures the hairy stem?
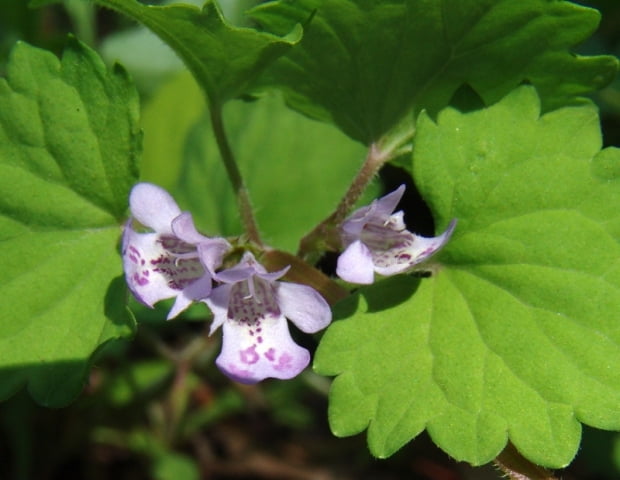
[297,116,415,260]
[297,142,389,259]
[493,443,559,480]
[210,105,262,245]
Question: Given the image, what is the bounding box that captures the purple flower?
[336,185,457,284]
[122,183,230,319]
[204,252,331,384]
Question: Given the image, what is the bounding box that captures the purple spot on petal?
[240,345,259,364]
[133,272,149,286]
[264,348,276,361]
[274,353,293,371]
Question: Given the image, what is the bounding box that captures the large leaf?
[251,0,619,144]
[85,0,301,108]
[0,39,139,406]
[314,87,620,467]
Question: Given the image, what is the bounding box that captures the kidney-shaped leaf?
[0,39,139,406]
[314,87,620,468]
[251,0,618,144]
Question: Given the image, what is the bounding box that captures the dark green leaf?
[251,0,618,144]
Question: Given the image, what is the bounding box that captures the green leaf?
[168,92,375,252]
[314,86,620,467]
[251,0,619,144]
[90,0,301,108]
[0,39,139,406]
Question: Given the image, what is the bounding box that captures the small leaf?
[91,0,301,108]
[251,0,618,144]
[314,86,620,467]
[0,39,139,406]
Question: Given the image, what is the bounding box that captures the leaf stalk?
[209,105,263,246]
[298,118,415,260]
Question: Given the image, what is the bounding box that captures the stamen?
[244,276,257,302]
[173,251,199,266]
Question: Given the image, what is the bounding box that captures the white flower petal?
[129,183,181,234]
[216,313,310,384]
[374,218,457,275]
[122,227,178,307]
[336,240,376,284]
[122,223,206,308]
[276,282,331,333]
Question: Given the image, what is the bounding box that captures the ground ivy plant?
[3,0,620,478]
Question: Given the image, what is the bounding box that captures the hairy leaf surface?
[314,87,620,467]
[0,40,139,405]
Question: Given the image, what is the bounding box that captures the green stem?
[209,105,262,245]
[64,0,96,46]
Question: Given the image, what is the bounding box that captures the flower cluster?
[122,183,331,384]
[121,182,454,384]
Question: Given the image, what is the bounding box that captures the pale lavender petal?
[341,206,372,238]
[341,185,406,240]
[216,314,310,384]
[203,284,232,335]
[129,183,181,234]
[122,227,178,307]
[171,212,209,244]
[256,265,290,283]
[213,251,261,283]
[196,239,231,274]
[410,218,457,262]
[214,264,256,284]
[166,273,213,320]
[374,218,457,276]
[336,240,376,284]
[276,282,331,333]
[167,294,193,321]
[372,184,406,219]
